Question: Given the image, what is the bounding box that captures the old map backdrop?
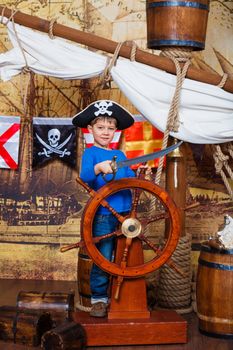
[0,0,232,280]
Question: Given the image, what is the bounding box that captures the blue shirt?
[80,146,135,214]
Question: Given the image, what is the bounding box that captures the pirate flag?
[33,117,76,168]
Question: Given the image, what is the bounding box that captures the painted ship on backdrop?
[186,187,233,243]
[0,195,84,245]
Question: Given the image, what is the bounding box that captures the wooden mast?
[1,6,233,94]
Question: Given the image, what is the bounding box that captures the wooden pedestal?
[72,309,187,346]
[73,237,187,346]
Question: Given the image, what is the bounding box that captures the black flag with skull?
[33,117,76,168]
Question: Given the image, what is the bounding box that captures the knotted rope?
[146,49,191,231]
[213,144,233,200]
[93,40,138,98]
[48,18,57,39]
[214,75,233,198]
[0,7,18,25]
[155,48,192,185]
[217,73,228,88]
[157,235,193,313]
[149,48,193,313]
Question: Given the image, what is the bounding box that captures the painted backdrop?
[0,0,232,280]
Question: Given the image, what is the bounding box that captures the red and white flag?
[81,128,121,149]
[0,116,20,169]
[124,115,164,169]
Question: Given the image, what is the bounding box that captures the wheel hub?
[121,218,142,238]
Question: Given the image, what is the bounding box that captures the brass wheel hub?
[121,218,142,238]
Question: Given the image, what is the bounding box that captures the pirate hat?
[72,100,134,130]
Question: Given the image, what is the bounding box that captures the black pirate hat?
[72,100,134,130]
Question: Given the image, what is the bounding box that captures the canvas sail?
[0,20,232,144]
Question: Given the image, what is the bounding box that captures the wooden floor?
[0,279,232,350]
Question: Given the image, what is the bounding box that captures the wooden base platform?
[72,309,187,346]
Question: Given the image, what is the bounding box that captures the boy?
[72,100,135,317]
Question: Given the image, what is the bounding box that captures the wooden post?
[165,139,186,237]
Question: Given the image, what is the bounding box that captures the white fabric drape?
[0,18,232,144]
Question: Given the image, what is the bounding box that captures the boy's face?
[87,118,117,149]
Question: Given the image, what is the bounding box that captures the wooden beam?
[1,6,233,94]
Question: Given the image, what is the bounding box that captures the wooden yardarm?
[0,6,232,93]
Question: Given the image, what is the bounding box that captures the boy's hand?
[137,164,152,178]
[94,160,113,175]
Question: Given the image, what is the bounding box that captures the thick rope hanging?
[146,49,191,235]
[212,74,233,199]
[155,48,192,185]
[213,144,233,200]
[157,235,193,314]
[152,49,193,313]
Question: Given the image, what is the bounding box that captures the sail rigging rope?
[218,73,228,88]
[213,144,233,200]
[155,48,192,185]
[48,18,57,40]
[92,40,138,99]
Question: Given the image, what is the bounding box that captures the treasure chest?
[17,291,75,326]
[0,306,53,346]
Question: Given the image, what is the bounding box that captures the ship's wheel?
[62,176,187,346]
[80,177,181,279]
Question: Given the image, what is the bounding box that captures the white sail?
[0,19,232,144]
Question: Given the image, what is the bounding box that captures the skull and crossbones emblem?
[48,129,60,148]
[36,128,72,158]
[94,101,113,116]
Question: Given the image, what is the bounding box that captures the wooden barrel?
[77,247,93,307]
[146,0,210,50]
[41,321,86,350]
[0,306,53,346]
[17,291,74,326]
[196,244,233,338]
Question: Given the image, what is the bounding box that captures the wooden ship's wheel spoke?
[60,229,122,252]
[114,237,133,299]
[138,232,163,257]
[76,177,126,223]
[130,187,143,218]
[139,211,168,228]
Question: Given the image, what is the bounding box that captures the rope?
[48,18,57,39]
[0,8,18,25]
[93,40,138,97]
[0,6,6,23]
[0,8,32,117]
[145,48,191,251]
[213,144,233,199]
[227,143,233,158]
[75,301,91,312]
[217,73,228,88]
[8,13,32,118]
[155,48,192,185]
[103,40,138,82]
[157,235,193,314]
[145,48,191,237]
